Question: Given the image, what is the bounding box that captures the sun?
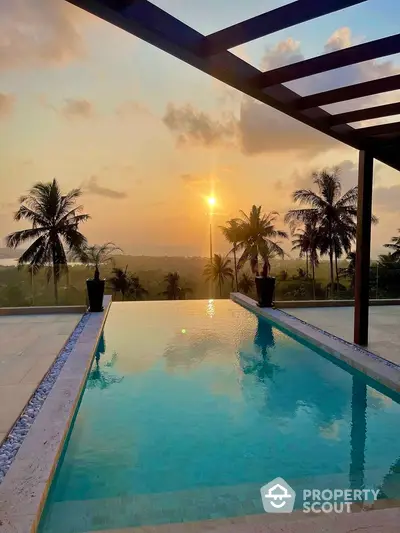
[207,196,216,206]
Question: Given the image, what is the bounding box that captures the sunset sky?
[1,0,400,257]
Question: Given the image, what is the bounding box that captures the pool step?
[80,506,400,533]
[41,482,267,533]
[42,470,400,533]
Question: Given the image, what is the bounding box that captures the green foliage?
[5,179,89,303]
[203,253,234,297]
[285,168,359,296]
[237,273,254,296]
[237,206,288,276]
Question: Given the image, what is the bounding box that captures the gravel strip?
[0,313,90,484]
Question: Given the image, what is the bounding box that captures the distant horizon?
[0,248,381,263]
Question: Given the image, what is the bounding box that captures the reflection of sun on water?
[207,299,215,318]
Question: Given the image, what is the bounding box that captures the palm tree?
[78,242,122,280]
[163,272,180,300]
[108,267,130,300]
[237,273,254,295]
[339,251,356,292]
[285,169,358,297]
[220,219,242,291]
[127,275,148,300]
[384,229,400,259]
[308,222,321,300]
[162,272,191,300]
[203,253,233,297]
[291,224,315,277]
[6,179,89,303]
[237,206,288,276]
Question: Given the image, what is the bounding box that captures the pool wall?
[232,293,400,394]
[0,297,112,533]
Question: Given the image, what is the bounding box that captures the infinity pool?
[39,300,400,532]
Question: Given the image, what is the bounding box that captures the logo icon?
[260,477,296,513]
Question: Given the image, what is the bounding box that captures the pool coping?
[231,293,400,394]
[0,296,112,533]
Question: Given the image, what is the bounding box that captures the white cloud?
[0,0,92,70]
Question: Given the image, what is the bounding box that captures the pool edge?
[231,292,400,394]
[0,296,112,533]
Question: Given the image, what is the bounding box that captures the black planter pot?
[255,276,275,307]
[86,278,105,312]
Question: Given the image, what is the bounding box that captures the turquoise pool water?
[39,300,400,532]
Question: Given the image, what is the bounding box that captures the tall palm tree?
[162,272,191,300]
[340,251,356,292]
[108,267,130,300]
[128,275,148,300]
[291,223,315,277]
[238,272,254,295]
[285,169,358,297]
[78,242,122,280]
[308,221,321,300]
[220,219,242,291]
[203,253,233,297]
[384,229,400,259]
[163,272,181,300]
[237,206,288,276]
[6,179,89,303]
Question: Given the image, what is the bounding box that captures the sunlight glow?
[207,196,216,207]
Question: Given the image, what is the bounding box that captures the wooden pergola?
[68,0,400,346]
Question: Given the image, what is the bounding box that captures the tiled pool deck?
[0,313,82,444]
[287,306,400,366]
[0,299,111,533]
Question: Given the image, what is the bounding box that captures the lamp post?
[207,196,216,264]
[207,196,216,299]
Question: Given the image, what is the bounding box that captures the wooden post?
[354,150,374,346]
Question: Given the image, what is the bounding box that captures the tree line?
[4,171,400,303]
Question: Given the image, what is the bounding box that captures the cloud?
[287,27,400,117]
[163,27,400,156]
[115,100,152,117]
[0,0,91,70]
[374,185,400,213]
[180,173,208,184]
[61,98,94,119]
[163,97,334,157]
[238,97,334,156]
[0,93,16,118]
[85,176,128,199]
[260,38,304,71]
[324,27,353,53]
[163,104,236,147]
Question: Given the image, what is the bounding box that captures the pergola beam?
[199,0,367,56]
[354,150,374,347]
[67,0,400,172]
[255,34,400,88]
[355,120,400,137]
[324,101,400,126]
[296,73,400,109]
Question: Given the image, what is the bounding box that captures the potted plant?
[79,242,122,312]
[237,206,288,308]
[255,260,276,307]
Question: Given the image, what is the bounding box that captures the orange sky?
[1,0,400,257]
